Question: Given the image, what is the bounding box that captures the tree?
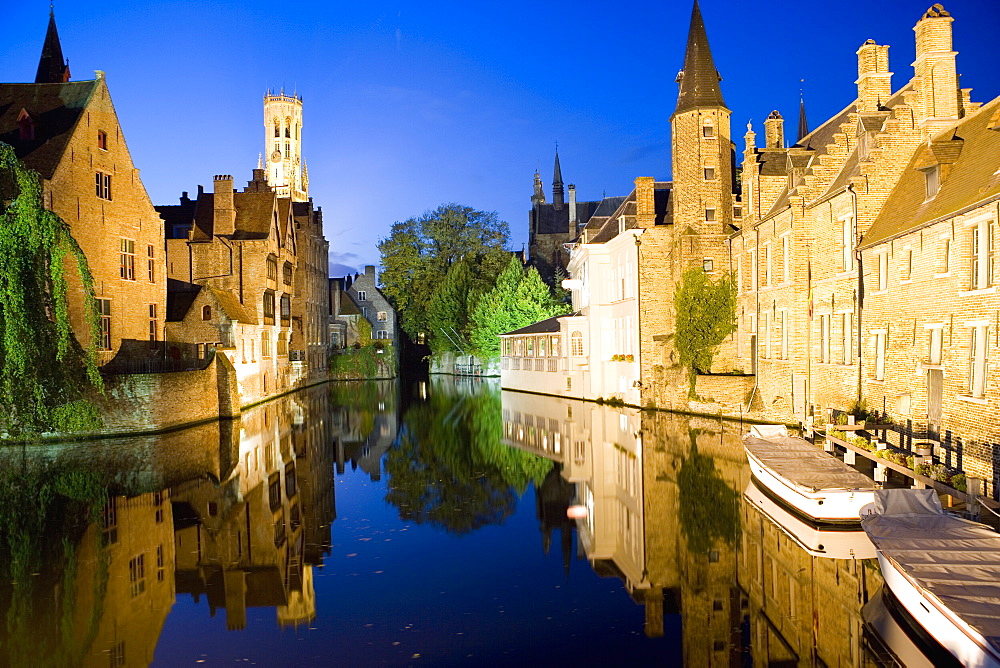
[468,256,569,359]
[0,143,103,437]
[377,204,510,341]
[673,267,737,392]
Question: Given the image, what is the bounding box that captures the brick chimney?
[856,39,892,113]
[213,175,235,236]
[764,111,784,149]
[635,177,656,228]
[913,3,960,135]
[568,184,577,233]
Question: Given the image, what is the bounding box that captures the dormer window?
[97,130,107,150]
[924,165,940,199]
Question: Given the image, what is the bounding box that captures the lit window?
[119,239,135,280]
[571,331,583,356]
[95,172,112,200]
[377,311,387,321]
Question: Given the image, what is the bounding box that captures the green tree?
[0,143,103,437]
[673,267,737,392]
[377,204,510,341]
[468,256,569,359]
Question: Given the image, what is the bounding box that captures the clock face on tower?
[270,150,282,163]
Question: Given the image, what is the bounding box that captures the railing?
[547,359,558,372]
[455,363,483,376]
[99,340,216,374]
[289,350,306,362]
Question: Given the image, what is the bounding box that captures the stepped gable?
[861,97,1000,249]
[0,80,97,178]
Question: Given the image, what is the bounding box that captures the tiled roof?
[233,191,276,239]
[500,315,564,336]
[674,0,726,114]
[166,279,201,322]
[861,96,1000,249]
[0,80,97,178]
[207,286,257,324]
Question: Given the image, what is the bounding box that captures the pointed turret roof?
[35,9,71,84]
[674,0,726,114]
[552,148,564,208]
[797,96,809,142]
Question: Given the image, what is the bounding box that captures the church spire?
[35,8,71,84]
[674,0,726,115]
[797,83,809,142]
[552,146,564,209]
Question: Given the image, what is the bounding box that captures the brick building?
[0,10,166,365]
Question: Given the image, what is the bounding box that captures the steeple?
[35,8,71,84]
[532,170,545,206]
[552,147,564,209]
[674,0,726,115]
[797,85,809,142]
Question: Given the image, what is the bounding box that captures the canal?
[0,377,941,666]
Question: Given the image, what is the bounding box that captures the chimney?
[365,265,375,282]
[913,4,960,134]
[764,111,784,148]
[634,177,655,228]
[330,279,341,316]
[213,175,235,236]
[568,184,577,232]
[856,39,892,113]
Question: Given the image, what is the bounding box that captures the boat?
[862,488,1000,668]
[743,479,876,559]
[743,424,876,523]
[862,587,958,668]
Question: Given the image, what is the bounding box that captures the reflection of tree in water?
[0,454,112,667]
[384,386,552,535]
[677,429,740,556]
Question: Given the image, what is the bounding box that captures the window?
[928,326,943,365]
[269,473,282,511]
[702,124,715,138]
[148,304,157,346]
[282,262,292,285]
[97,130,107,150]
[263,291,275,321]
[95,172,112,200]
[202,305,212,320]
[969,325,989,398]
[751,248,759,291]
[551,336,560,357]
[841,218,854,272]
[970,220,995,290]
[286,463,297,498]
[780,310,788,359]
[102,497,118,545]
[119,239,135,280]
[539,336,547,357]
[375,330,389,339]
[901,249,913,281]
[262,332,271,358]
[571,331,583,356]
[876,253,888,291]
[357,290,367,301]
[764,244,772,286]
[874,331,886,381]
[703,167,716,180]
[277,332,288,356]
[146,245,155,282]
[763,312,771,359]
[733,206,743,219]
[129,555,145,598]
[280,294,290,322]
[705,208,716,222]
[924,165,940,199]
[819,314,831,363]
[96,299,111,350]
[703,258,714,272]
[267,256,277,281]
[377,311,387,321]
[526,337,534,356]
[840,313,853,364]
[939,238,951,274]
[274,122,280,138]
[109,642,125,668]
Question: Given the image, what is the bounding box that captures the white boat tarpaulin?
[864,489,1000,656]
[744,434,875,493]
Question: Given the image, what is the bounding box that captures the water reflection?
[0,379,949,665]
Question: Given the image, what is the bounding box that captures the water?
[0,377,942,666]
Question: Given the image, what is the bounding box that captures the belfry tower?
[670,0,735,251]
[264,89,308,201]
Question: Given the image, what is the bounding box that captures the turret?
[552,149,565,209]
[912,4,961,135]
[35,9,70,84]
[264,89,307,201]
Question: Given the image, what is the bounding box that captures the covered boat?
[862,489,1000,668]
[743,424,875,523]
[744,479,876,559]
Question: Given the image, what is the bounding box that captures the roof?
[533,198,602,235]
[207,286,257,324]
[233,191,277,239]
[35,11,70,84]
[861,96,1000,249]
[338,292,360,315]
[674,0,726,114]
[500,315,564,337]
[0,80,97,179]
[166,279,201,322]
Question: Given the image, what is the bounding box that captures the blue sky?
[5,0,1000,276]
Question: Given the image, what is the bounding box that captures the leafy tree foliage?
[468,256,570,359]
[0,143,103,437]
[673,267,737,390]
[377,204,510,342]
[381,383,552,535]
[677,431,739,555]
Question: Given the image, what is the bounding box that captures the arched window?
[274,121,280,138]
[202,305,212,321]
[571,331,583,356]
[285,118,291,138]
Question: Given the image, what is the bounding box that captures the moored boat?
[743,424,876,523]
[744,479,876,559]
[862,489,1000,668]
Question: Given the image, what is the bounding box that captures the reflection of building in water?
[330,381,398,480]
[292,387,336,567]
[501,390,747,660]
[738,480,883,666]
[79,491,176,666]
[171,390,331,629]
